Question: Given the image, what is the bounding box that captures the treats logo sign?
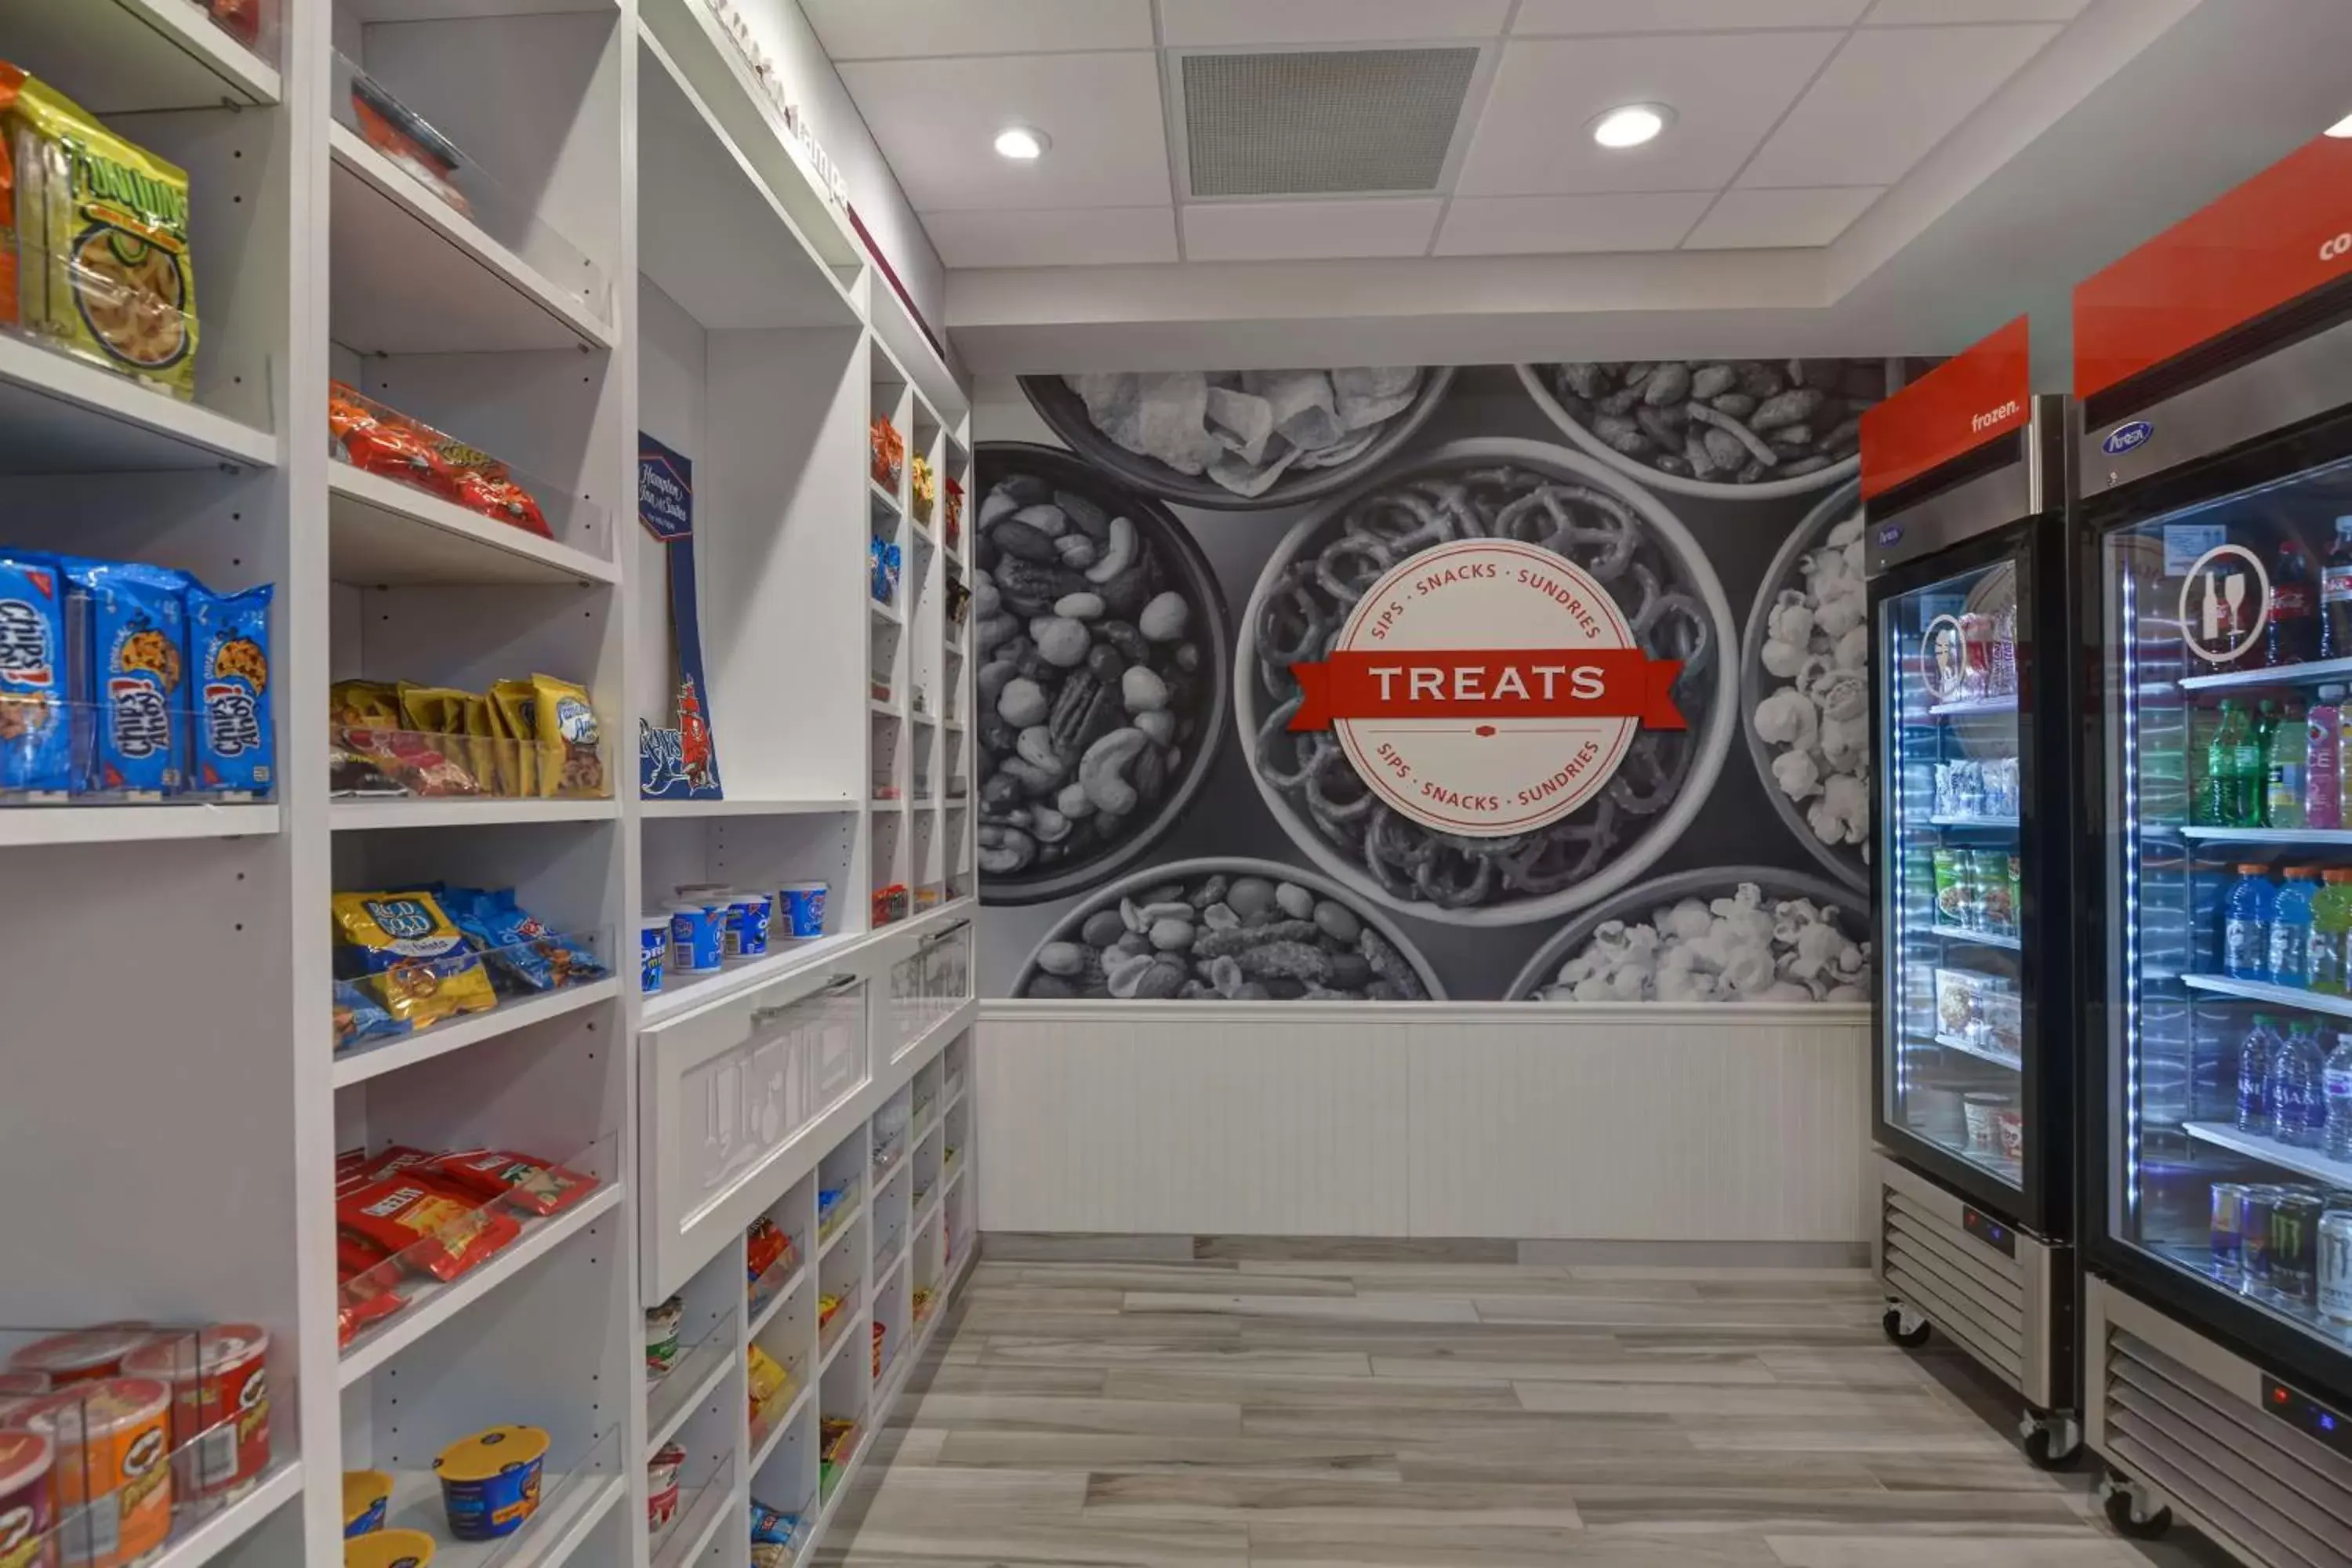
[1288,539,1686,837]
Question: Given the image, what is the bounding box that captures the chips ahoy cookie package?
[0,549,71,797]
[64,557,190,797]
[187,581,274,797]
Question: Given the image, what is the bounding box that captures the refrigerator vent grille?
[1878,1184,2024,1391]
[2102,1327,2352,1568]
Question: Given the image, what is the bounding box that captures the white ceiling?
[808,0,2104,267]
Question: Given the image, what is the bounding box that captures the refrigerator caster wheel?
[2018,1411,2081,1470]
[2099,1476,2172,1540]
[1882,1305,1930,1348]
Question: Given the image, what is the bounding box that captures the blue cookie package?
[441,886,608,993]
[187,582,274,797]
[0,550,73,797]
[63,557,191,797]
[334,977,408,1049]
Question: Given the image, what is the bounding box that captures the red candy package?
[338,1175,520,1283]
[426,1149,595,1218]
[337,1263,405,1348]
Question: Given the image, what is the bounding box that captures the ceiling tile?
[1864,0,2087,21]
[1513,0,1868,33]
[1681,185,1883,249]
[1457,31,1842,196]
[1181,198,1443,260]
[837,53,1172,212]
[923,205,1178,267]
[802,0,1152,60]
[1160,0,1512,46]
[1739,24,2060,188]
[1436,192,1713,256]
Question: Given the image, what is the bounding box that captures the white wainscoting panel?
[978,1003,1871,1242]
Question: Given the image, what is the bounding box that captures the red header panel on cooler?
[1859,317,2029,501]
[2074,133,2352,401]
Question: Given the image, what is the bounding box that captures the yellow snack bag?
[489,679,537,797]
[531,673,605,799]
[746,1345,789,1420]
[332,891,497,1029]
[461,693,502,796]
[329,679,401,728]
[0,62,198,397]
[397,682,492,786]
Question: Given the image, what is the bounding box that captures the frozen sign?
[1287,538,1686,837]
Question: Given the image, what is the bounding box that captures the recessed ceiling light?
[1591,103,1671,151]
[2328,109,2352,138]
[994,126,1049,160]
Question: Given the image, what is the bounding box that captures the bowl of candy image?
[1508,867,1872,1003]
[974,444,1231,906]
[1234,437,1738,927]
[1741,480,1870,891]
[1018,368,1455,510]
[1513,359,1904,503]
[1011,856,1445,1002]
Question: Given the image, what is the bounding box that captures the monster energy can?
[2320,1203,2352,1323]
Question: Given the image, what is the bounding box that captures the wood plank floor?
[820,1255,2232,1567]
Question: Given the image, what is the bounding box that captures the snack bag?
[461,692,500,790]
[207,0,260,44]
[333,678,479,796]
[1,64,199,396]
[426,1149,595,1218]
[332,978,408,1051]
[441,886,606,993]
[746,1217,789,1283]
[329,381,460,499]
[532,673,604,798]
[489,679,537,797]
[187,581,273,797]
[746,1345,789,1420]
[349,71,468,216]
[337,1175,520,1283]
[748,1501,800,1568]
[332,890,497,1027]
[0,550,72,796]
[398,681,493,782]
[336,1264,405,1348]
[64,557,188,797]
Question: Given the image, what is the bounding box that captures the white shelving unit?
[0,5,978,1568]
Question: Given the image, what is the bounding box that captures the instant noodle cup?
[343,1469,391,1537]
[122,1325,269,1503]
[344,1529,434,1568]
[434,1425,546,1541]
[16,1378,171,1568]
[6,1330,151,1390]
[0,1427,54,1568]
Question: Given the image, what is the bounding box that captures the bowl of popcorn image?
[1508,866,1871,1004]
[1019,368,1455,510]
[1235,437,1738,927]
[1742,480,1869,891]
[1011,856,1446,1002]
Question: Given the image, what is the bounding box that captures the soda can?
[2319,1205,2352,1323]
[2271,1191,2327,1304]
[2210,1181,2251,1272]
[2239,1185,2280,1285]
[1958,612,1994,699]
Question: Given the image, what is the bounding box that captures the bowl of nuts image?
[1011,856,1446,1002]
[973,444,1231,906]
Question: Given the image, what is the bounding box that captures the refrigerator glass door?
[2102,450,2352,1355]
[1882,557,2029,1197]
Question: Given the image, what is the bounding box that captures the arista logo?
[2103,420,2154,456]
[1969,398,2022,434]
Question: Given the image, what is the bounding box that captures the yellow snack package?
[397,682,493,785]
[1,61,198,397]
[332,891,497,1029]
[488,679,537,797]
[329,679,401,728]
[531,673,605,799]
[461,693,503,796]
[746,1345,789,1421]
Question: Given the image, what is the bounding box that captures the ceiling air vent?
[1181,47,1479,198]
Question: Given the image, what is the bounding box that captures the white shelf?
[332,797,619,830]
[1927,1031,2022,1073]
[750,1381,814,1475]
[2180,973,2352,1021]
[869,700,903,720]
[815,1307,862,1377]
[2183,1122,2352,1189]
[651,1469,736,1568]
[2181,656,2352,693]
[1928,694,2018,716]
[870,479,902,516]
[870,597,904,626]
[150,1458,303,1568]
[379,1451,625,1568]
[0,332,275,476]
[1929,815,2019,829]
[329,123,617,356]
[648,1316,737,1455]
[0,804,279,848]
[640,931,863,1027]
[334,978,620,1089]
[328,463,619,588]
[1928,925,2021,950]
[339,1184,622,1385]
[749,1262,807,1339]
[815,1201,863,1265]
[2181,826,2352,845]
[0,0,279,111]
[640,796,857,818]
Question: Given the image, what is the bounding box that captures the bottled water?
[2239,1015,2280,1135]
[2272,1021,2326,1149]
[2223,865,2275,982]
[2270,867,2318,987]
[2325,1032,2352,1162]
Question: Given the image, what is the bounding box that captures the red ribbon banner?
[1288,650,1686,732]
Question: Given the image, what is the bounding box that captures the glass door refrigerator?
[1868,375,2080,1467]
[2078,133,2352,1563]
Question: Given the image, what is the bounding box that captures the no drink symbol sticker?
[2178,542,2270,667]
[1287,538,1686,837]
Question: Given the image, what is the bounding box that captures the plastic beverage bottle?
[2239,1015,2279,1134]
[2223,864,2276,981]
[2310,686,2344,829]
[2189,702,2222,826]
[2325,1032,2352,1160]
[2311,870,2352,994]
[2267,699,2310,827]
[2270,533,2320,666]
[2272,1021,2326,1148]
[2270,867,2319,987]
[2209,701,2259,826]
[2321,516,2352,660]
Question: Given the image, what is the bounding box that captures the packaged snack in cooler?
[1972,848,2013,932]
[338,1174,520,1283]
[186,581,273,797]
[1930,846,1971,927]
[344,1469,393,1537]
[349,71,467,216]
[745,1345,788,1420]
[333,978,408,1050]
[745,1217,790,1283]
[647,1443,684,1530]
[64,557,189,797]
[1934,967,1980,1036]
[748,1499,802,1568]
[531,673,604,797]
[346,1530,436,1568]
[425,1148,596,1218]
[2,64,199,397]
[434,1425,546,1541]
[0,550,72,797]
[644,1297,683,1378]
[332,891,497,1028]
